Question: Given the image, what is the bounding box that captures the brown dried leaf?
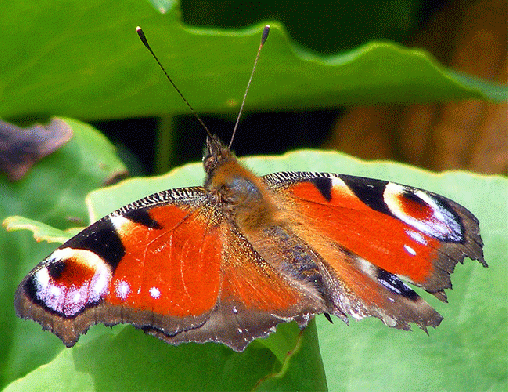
[325,0,507,174]
[0,118,73,181]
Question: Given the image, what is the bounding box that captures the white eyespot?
[32,267,65,314]
[33,248,112,316]
[149,286,161,299]
[405,229,427,245]
[232,306,238,314]
[71,290,82,303]
[49,284,63,300]
[34,268,51,291]
[115,280,131,300]
[384,183,462,241]
[404,244,417,256]
[90,263,112,302]
[64,285,90,316]
[237,328,243,334]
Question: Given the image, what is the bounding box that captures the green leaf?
[0,119,126,388]
[1,1,505,121]
[4,128,506,390]
[4,328,275,392]
[3,216,79,244]
[4,321,326,392]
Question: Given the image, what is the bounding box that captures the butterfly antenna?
[229,24,270,149]
[136,26,213,139]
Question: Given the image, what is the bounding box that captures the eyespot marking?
[28,248,112,317]
[384,183,463,242]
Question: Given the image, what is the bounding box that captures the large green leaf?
[3,121,506,390]
[4,320,326,392]
[0,0,505,123]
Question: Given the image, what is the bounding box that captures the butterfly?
[14,26,486,352]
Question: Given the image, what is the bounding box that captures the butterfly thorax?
[203,135,279,231]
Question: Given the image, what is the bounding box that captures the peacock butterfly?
[14,26,486,352]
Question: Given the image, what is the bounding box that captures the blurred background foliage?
[141,0,508,174]
[1,0,506,176]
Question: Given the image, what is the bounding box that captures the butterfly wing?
[15,186,325,351]
[264,172,486,330]
[146,221,327,351]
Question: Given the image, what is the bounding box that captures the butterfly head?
[203,135,238,183]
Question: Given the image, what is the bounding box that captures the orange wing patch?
[288,181,437,284]
[108,205,222,318]
[220,227,303,312]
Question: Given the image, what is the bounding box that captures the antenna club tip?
[137,27,149,47]
[261,25,270,44]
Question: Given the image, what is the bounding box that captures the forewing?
[15,187,223,347]
[15,185,326,351]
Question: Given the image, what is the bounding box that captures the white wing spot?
[149,286,161,299]
[406,229,427,245]
[90,263,112,302]
[115,280,131,300]
[49,284,63,299]
[404,244,417,256]
[71,290,82,303]
[110,215,131,231]
[34,268,51,290]
[330,176,348,189]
